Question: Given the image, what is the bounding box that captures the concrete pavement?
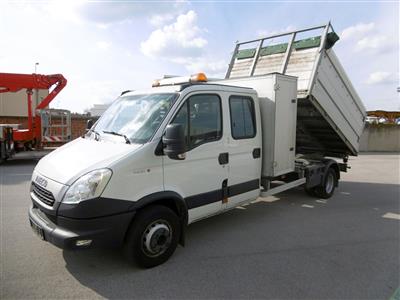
[1,152,399,299]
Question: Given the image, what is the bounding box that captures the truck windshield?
[93,93,178,144]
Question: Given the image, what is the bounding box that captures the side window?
[171,102,189,144]
[189,94,222,148]
[170,94,222,150]
[229,96,256,139]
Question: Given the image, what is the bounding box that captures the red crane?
[0,72,67,147]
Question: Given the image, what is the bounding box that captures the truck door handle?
[218,152,229,165]
[252,148,261,159]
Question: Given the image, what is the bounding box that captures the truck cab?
[29,74,265,267]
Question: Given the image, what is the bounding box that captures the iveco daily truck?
[28,24,366,268]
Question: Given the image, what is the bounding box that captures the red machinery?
[0,73,67,148]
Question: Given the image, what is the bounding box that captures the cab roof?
[122,81,256,98]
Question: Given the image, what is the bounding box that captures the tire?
[124,205,180,268]
[314,168,337,199]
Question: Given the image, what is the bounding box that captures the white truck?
[28,24,366,268]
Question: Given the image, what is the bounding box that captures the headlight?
[63,169,112,204]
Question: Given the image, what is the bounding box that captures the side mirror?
[86,119,94,130]
[163,124,186,160]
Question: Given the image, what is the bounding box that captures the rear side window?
[171,94,222,150]
[229,96,256,139]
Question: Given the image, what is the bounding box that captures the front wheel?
[124,205,180,268]
[314,168,337,199]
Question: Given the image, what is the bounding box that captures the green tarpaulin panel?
[260,43,288,56]
[236,33,340,59]
[236,48,256,59]
[293,36,321,50]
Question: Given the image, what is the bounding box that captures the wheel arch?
[127,191,188,246]
[323,159,340,184]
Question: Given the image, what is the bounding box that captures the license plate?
[30,219,45,240]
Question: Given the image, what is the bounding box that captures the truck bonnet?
[34,137,140,185]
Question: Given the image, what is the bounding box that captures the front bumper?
[28,205,135,250]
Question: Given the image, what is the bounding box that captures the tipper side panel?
[226,24,366,157]
[304,49,366,155]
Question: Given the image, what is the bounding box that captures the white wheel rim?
[141,220,172,258]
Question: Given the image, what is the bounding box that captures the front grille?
[32,182,55,206]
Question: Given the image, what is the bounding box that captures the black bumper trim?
[58,197,135,219]
[29,205,135,250]
[185,179,260,209]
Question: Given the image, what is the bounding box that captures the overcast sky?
[0,0,398,112]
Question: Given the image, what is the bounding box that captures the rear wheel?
[124,205,180,268]
[314,168,337,199]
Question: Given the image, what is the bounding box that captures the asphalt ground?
[1,152,399,299]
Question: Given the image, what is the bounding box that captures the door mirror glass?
[163,124,186,160]
[86,119,94,130]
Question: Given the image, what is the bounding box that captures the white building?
[89,104,110,117]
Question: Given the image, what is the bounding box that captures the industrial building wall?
[0,89,49,117]
[359,124,400,152]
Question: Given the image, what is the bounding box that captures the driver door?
[163,92,229,223]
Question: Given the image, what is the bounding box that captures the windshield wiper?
[103,131,131,144]
[84,128,100,141]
